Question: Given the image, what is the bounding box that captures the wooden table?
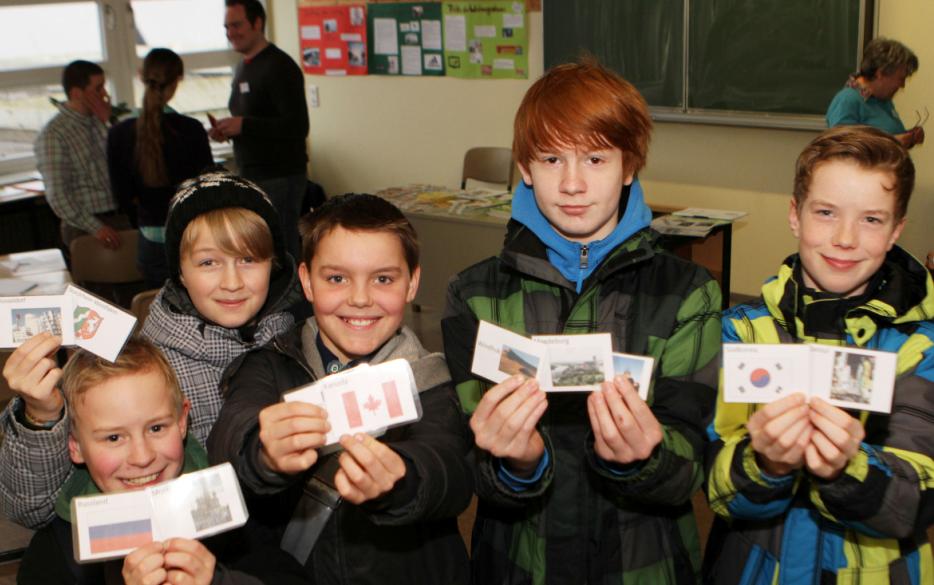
[377,186,733,311]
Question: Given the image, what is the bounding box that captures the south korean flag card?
[808,345,896,414]
[471,320,549,385]
[0,294,74,348]
[611,352,654,400]
[722,344,811,404]
[285,359,421,447]
[65,285,137,362]
[532,333,614,392]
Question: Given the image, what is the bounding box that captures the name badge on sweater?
[239,81,250,94]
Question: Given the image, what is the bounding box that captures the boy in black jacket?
[18,337,306,585]
[208,194,472,585]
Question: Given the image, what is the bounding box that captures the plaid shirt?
[34,102,116,234]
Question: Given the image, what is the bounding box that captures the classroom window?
[131,0,228,56]
[0,2,104,71]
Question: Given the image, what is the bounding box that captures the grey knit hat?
[164,171,286,283]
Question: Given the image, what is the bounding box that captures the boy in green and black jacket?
[442,60,722,584]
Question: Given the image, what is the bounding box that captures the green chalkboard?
[544,0,868,120]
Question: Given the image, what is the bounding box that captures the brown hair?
[62,60,104,95]
[135,48,184,187]
[299,193,419,272]
[793,125,915,220]
[180,207,275,263]
[61,337,183,423]
[859,37,918,79]
[513,58,652,176]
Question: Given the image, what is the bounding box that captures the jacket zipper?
[580,244,589,270]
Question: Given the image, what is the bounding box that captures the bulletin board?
[442,1,527,79]
[368,2,445,76]
[298,4,369,75]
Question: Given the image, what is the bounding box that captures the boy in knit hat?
[0,171,301,529]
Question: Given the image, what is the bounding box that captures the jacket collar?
[509,179,653,292]
[762,246,933,345]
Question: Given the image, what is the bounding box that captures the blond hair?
[180,207,274,262]
[61,337,183,423]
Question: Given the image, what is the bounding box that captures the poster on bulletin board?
[442,1,527,79]
[298,4,368,75]
[368,3,444,76]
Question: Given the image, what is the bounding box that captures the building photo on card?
[471,320,548,385]
[532,333,614,392]
[611,352,654,400]
[0,294,74,347]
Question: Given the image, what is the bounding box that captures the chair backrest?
[130,288,159,327]
[461,147,514,191]
[69,230,142,284]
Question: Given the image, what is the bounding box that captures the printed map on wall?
[442,1,527,79]
[298,4,368,75]
[368,3,444,76]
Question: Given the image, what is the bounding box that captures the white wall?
[271,0,932,297]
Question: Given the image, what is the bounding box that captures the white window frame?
[0,0,237,175]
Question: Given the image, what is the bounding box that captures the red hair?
[513,59,652,175]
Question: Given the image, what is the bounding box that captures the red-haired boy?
[442,60,722,583]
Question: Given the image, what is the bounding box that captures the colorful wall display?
[367,3,445,76]
[442,1,527,79]
[298,4,368,75]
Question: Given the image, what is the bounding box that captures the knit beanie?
[164,171,287,284]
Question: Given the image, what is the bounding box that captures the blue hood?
[510,179,652,292]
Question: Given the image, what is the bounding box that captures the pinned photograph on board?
[323,19,338,33]
[469,39,483,64]
[424,53,443,71]
[303,47,321,67]
[498,344,540,378]
[348,42,366,67]
[387,55,399,74]
[411,6,424,18]
[349,7,364,26]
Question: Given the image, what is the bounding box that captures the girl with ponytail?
[108,48,213,287]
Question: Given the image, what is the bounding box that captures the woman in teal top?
[826,37,924,149]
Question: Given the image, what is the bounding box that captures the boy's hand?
[334,434,406,504]
[258,401,330,475]
[587,375,662,465]
[122,541,166,585]
[746,393,812,476]
[804,397,864,480]
[2,332,64,423]
[163,538,217,585]
[470,375,547,477]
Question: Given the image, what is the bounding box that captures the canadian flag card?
[284,359,421,446]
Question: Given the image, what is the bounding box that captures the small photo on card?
[533,333,613,392]
[0,294,73,348]
[722,344,811,404]
[65,285,137,362]
[471,321,547,385]
[151,463,248,539]
[809,345,896,413]
[611,352,654,400]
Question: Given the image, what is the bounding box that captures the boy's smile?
[68,369,190,494]
[520,146,634,243]
[300,227,420,363]
[789,159,905,297]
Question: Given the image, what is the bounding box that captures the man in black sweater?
[213,0,309,260]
